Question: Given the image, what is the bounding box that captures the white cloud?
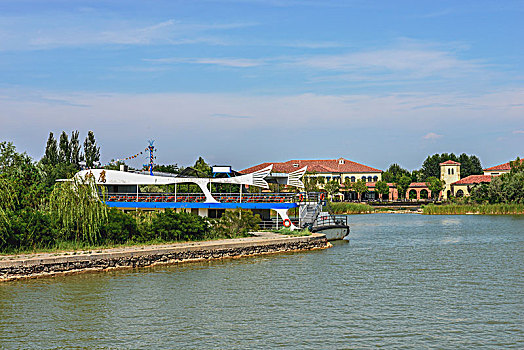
[1,88,522,168]
[423,132,443,140]
[513,130,524,134]
[0,16,254,50]
[145,57,265,68]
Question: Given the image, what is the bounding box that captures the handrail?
[103,191,326,204]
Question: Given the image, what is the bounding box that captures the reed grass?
[328,202,374,214]
[422,203,524,215]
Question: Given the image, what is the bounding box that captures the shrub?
[211,209,260,239]
[100,209,138,244]
[151,210,209,241]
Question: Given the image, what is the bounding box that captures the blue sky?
[1,0,522,170]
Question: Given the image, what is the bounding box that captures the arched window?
[351,176,355,182]
[456,189,464,197]
[361,176,366,181]
[451,168,454,175]
[373,176,378,182]
[367,176,372,182]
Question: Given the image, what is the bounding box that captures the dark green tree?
[375,180,390,201]
[70,130,83,167]
[420,153,458,180]
[84,130,100,168]
[396,175,412,200]
[426,176,445,200]
[352,179,368,201]
[458,153,483,178]
[193,156,211,176]
[382,164,411,183]
[58,131,71,164]
[42,132,59,166]
[324,180,340,200]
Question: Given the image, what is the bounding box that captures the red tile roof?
[484,158,524,171]
[452,175,493,185]
[440,160,461,165]
[241,158,382,174]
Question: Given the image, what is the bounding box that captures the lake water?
[1,214,523,349]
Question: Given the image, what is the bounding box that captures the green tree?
[211,209,260,239]
[70,130,83,167]
[382,163,411,183]
[375,180,390,201]
[58,131,71,164]
[47,175,108,244]
[193,156,211,176]
[426,176,445,200]
[42,132,59,166]
[396,175,412,200]
[151,210,209,241]
[324,180,340,200]
[84,130,100,168]
[352,179,368,202]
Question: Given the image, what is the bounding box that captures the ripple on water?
[0,214,523,349]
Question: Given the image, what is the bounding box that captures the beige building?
[241,158,382,185]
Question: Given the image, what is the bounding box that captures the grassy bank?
[422,203,524,215]
[328,202,375,214]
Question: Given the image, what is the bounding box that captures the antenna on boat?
[147,140,155,176]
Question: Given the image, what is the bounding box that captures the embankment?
[0,232,329,282]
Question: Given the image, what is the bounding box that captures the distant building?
[241,158,382,184]
[483,159,523,176]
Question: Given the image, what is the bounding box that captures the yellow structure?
[440,160,461,200]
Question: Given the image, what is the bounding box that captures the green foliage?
[328,202,374,214]
[83,130,100,168]
[396,174,412,199]
[382,163,411,183]
[375,180,389,200]
[58,131,71,164]
[425,176,445,199]
[151,210,209,241]
[193,156,212,176]
[47,176,108,244]
[211,209,260,239]
[42,132,59,166]
[153,164,180,173]
[352,179,368,201]
[422,203,524,215]
[420,153,482,181]
[70,130,83,167]
[304,172,322,192]
[100,208,138,244]
[324,180,340,198]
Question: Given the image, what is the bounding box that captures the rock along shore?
[0,232,330,282]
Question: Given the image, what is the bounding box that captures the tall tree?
[382,163,411,183]
[420,153,459,180]
[83,131,100,168]
[69,130,83,167]
[375,180,390,201]
[193,156,211,176]
[426,177,445,200]
[58,131,71,164]
[396,175,412,200]
[42,132,59,166]
[324,180,340,200]
[352,179,368,202]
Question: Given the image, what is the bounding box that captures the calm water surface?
[1,214,523,349]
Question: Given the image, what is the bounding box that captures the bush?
[211,209,260,239]
[100,209,138,244]
[151,210,209,241]
[328,202,374,214]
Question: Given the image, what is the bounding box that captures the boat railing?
[312,214,348,229]
[103,192,325,204]
[258,218,300,230]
